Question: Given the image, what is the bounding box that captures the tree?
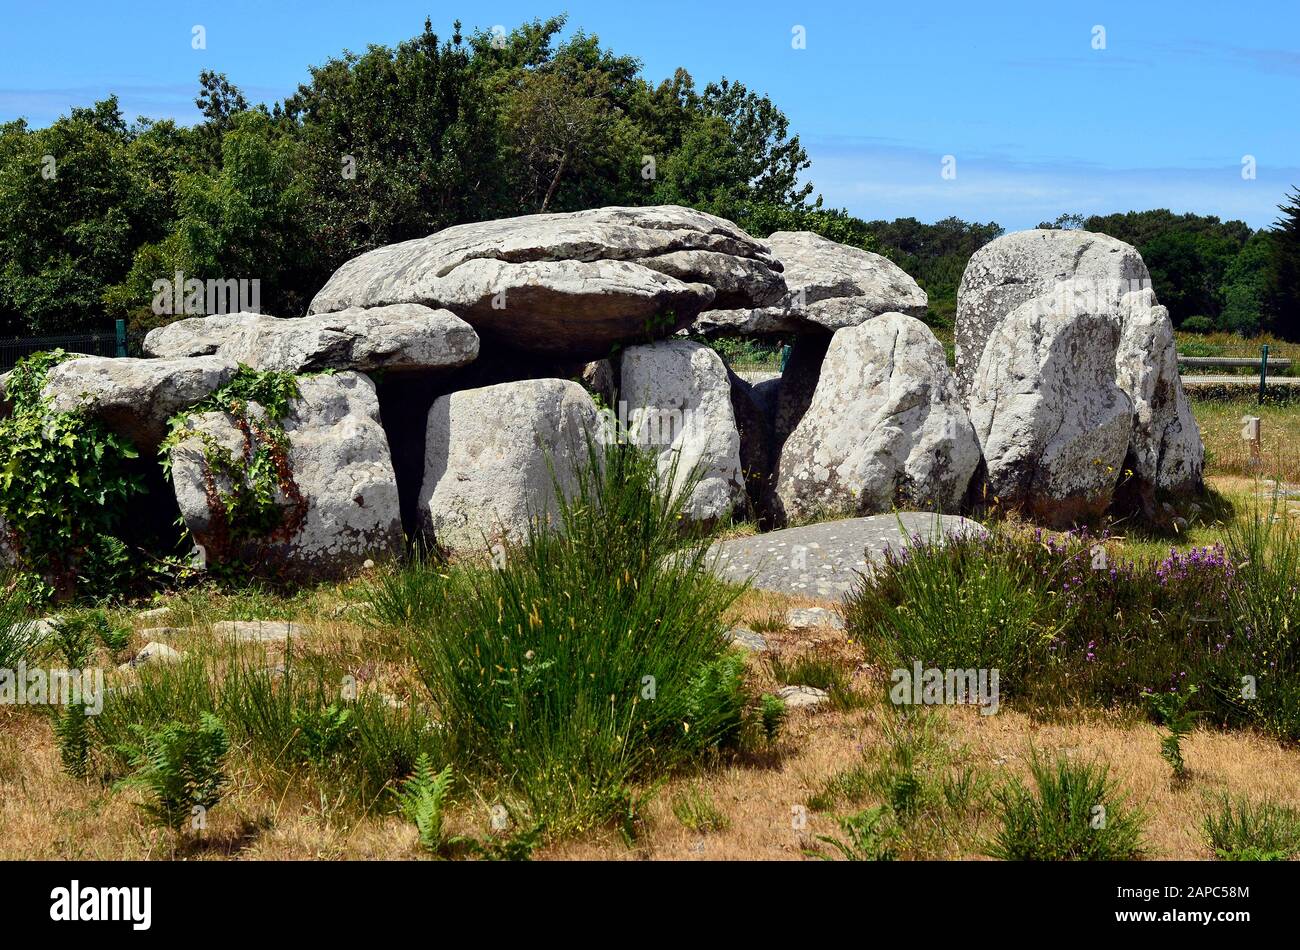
[0,16,926,332]
[700,79,812,211]
[493,29,643,212]
[108,111,305,323]
[1037,212,1085,230]
[193,70,251,165]
[283,18,507,289]
[1218,231,1273,335]
[0,98,175,335]
[861,216,1003,327]
[1082,210,1251,326]
[1267,188,1300,340]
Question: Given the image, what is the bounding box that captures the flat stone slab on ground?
[212,620,311,642]
[706,512,985,600]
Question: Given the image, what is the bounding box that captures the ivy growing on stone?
[0,349,143,600]
[161,366,307,569]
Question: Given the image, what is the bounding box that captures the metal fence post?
[1259,343,1269,405]
[115,319,127,357]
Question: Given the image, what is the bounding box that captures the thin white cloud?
[806,141,1299,230]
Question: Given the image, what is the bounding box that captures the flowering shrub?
[845,514,1300,739]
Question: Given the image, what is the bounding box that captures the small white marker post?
[1241,415,1262,469]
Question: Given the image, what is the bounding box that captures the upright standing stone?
[955,229,1150,396]
[967,294,1133,526]
[619,340,745,522]
[773,313,980,522]
[419,379,602,551]
[169,372,403,579]
[1113,288,1204,497]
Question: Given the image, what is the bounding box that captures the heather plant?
[843,519,1290,734]
[842,525,1067,688]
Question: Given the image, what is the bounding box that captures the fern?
[115,713,229,833]
[293,703,356,766]
[55,701,91,779]
[392,753,456,854]
[814,806,900,861]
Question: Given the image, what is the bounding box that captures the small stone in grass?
[212,620,309,642]
[776,685,829,709]
[784,607,845,631]
[725,626,770,652]
[133,642,184,667]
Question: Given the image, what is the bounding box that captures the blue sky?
[1,0,1296,230]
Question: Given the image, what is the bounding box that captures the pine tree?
[1267,187,1300,340]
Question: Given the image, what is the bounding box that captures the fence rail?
[0,321,127,372]
[1178,355,1293,369]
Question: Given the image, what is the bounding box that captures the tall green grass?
[1217,496,1300,737]
[987,752,1147,861]
[394,441,757,834]
[1203,795,1300,861]
[91,645,439,809]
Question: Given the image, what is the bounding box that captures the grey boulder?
[955,228,1151,396]
[168,371,403,579]
[774,314,980,523]
[967,294,1133,526]
[1113,289,1205,496]
[694,230,926,336]
[419,378,602,552]
[619,340,745,522]
[42,355,237,453]
[143,305,479,375]
[308,206,784,359]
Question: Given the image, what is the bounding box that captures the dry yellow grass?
[1194,397,1300,483]
[4,585,1299,861]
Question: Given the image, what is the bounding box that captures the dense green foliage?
[113,712,230,833]
[0,349,142,598]
[0,16,836,338]
[1203,795,1300,861]
[1267,189,1300,341]
[5,13,1299,347]
[92,647,438,808]
[392,755,458,855]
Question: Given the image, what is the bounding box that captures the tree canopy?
[1,15,1295,341]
